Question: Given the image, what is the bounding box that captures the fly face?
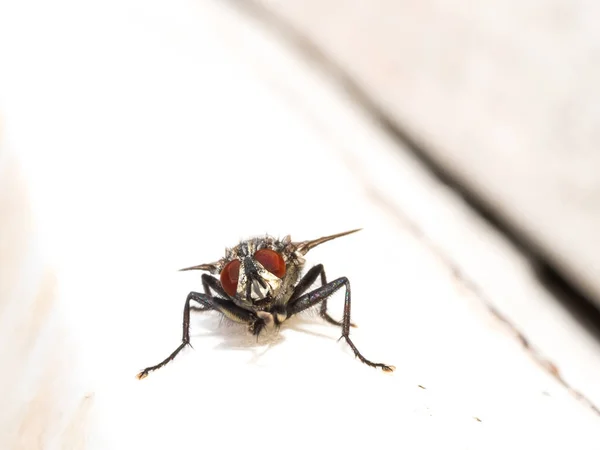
[220,240,290,309]
[180,234,304,311]
[237,252,284,302]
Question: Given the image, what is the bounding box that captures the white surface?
[254,0,600,307]
[239,0,600,411]
[1,0,599,448]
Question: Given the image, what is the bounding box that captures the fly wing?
[178,262,220,274]
[292,228,361,255]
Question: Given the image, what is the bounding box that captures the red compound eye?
[254,249,286,278]
[220,259,241,297]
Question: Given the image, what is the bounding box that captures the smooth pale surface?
[0,1,599,449]
[237,0,600,413]
[253,0,600,307]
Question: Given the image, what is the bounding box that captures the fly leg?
[289,265,356,328]
[137,292,255,379]
[190,274,230,312]
[288,277,394,372]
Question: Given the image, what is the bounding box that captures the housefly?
[137,229,394,379]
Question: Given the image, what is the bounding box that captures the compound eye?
[220,259,241,297]
[254,249,286,278]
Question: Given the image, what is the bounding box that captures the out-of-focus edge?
[0,130,94,449]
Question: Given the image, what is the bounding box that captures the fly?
[137,229,394,379]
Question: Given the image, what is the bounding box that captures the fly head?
[178,229,361,311]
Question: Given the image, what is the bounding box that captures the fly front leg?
[190,274,230,312]
[288,277,394,372]
[137,292,255,379]
[289,265,356,328]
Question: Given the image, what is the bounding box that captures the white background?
[1,0,599,448]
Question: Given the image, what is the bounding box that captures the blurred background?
[1,0,600,448]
